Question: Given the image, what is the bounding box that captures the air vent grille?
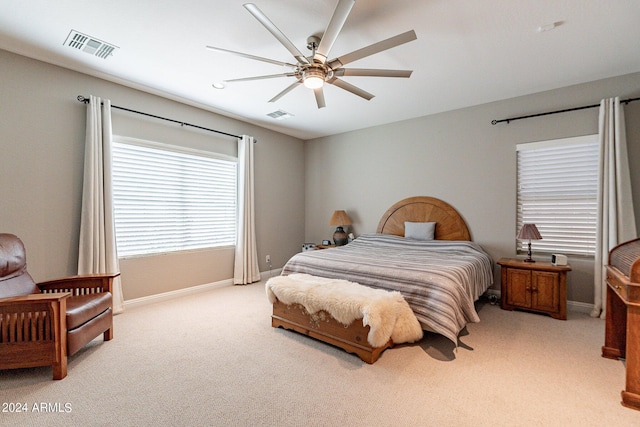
[64,30,118,59]
[267,110,294,120]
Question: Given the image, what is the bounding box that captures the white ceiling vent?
[64,30,118,59]
[267,110,294,120]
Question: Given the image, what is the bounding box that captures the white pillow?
[404,221,436,240]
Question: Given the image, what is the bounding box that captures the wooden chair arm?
[0,292,69,379]
[0,292,72,306]
[37,273,119,295]
[0,294,70,334]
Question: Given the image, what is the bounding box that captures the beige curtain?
[233,135,260,284]
[78,95,124,313]
[591,97,637,319]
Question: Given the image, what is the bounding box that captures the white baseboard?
[485,289,594,315]
[124,276,594,315]
[260,268,282,281]
[567,300,594,315]
[123,269,283,310]
[124,278,233,310]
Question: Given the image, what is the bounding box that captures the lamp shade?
[329,210,352,226]
[517,223,541,262]
[517,223,542,240]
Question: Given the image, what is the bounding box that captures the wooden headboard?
[376,196,471,241]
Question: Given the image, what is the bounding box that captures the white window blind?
[516,135,599,257]
[111,137,237,257]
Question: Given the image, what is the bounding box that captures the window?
[111,136,237,257]
[516,135,599,257]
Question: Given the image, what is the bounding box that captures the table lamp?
[329,210,351,246]
[517,223,542,262]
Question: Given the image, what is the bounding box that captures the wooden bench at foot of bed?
[271,299,392,364]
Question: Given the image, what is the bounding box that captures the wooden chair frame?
[0,273,118,379]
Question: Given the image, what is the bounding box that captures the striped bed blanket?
[282,233,494,344]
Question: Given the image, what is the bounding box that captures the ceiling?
[1,1,639,140]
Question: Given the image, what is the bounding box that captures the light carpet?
[1,280,638,426]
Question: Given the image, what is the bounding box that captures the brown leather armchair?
[0,233,118,379]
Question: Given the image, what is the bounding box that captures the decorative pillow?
[404,222,436,240]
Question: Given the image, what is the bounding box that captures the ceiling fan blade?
[333,68,413,78]
[244,3,310,65]
[314,0,355,64]
[328,77,374,101]
[224,73,295,83]
[206,46,297,68]
[314,87,326,109]
[269,80,302,103]
[327,30,417,69]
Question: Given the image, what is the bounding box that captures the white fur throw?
[266,273,423,348]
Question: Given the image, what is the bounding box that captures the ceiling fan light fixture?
[206,3,417,109]
[303,67,325,89]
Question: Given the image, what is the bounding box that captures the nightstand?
[497,257,571,320]
[316,244,336,249]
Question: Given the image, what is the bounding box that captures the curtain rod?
[77,95,242,139]
[491,96,640,125]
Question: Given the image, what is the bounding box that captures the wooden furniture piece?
[602,237,640,411]
[498,257,571,320]
[272,300,391,364]
[376,196,471,240]
[0,233,118,380]
[316,244,336,249]
[271,196,485,360]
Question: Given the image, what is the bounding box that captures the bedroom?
[1,1,640,424]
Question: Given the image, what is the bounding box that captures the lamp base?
[333,226,348,246]
[524,242,535,262]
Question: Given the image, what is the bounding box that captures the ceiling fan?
[206,0,417,109]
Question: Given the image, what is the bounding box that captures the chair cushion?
[0,233,26,277]
[66,292,112,330]
[0,270,40,298]
[0,233,40,298]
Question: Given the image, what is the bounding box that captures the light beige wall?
[0,49,305,301]
[305,72,640,304]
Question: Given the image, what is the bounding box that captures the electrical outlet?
[266,255,271,264]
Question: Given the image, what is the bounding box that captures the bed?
[279,196,494,345]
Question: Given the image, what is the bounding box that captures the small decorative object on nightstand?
[302,243,317,251]
[498,257,571,320]
[317,240,335,249]
[329,210,351,246]
[517,223,542,262]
